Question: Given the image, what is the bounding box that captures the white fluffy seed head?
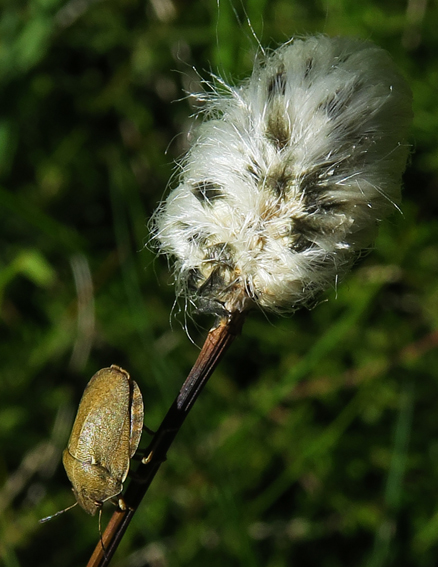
[152,36,412,317]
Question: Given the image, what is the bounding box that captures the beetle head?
[63,450,123,515]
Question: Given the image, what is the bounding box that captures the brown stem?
[86,310,246,567]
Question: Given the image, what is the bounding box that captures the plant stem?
[86,310,246,567]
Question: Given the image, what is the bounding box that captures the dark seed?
[290,235,313,253]
[205,243,235,267]
[266,170,290,198]
[267,67,287,97]
[247,160,261,182]
[318,81,361,120]
[266,111,290,151]
[304,58,314,79]
[192,181,224,204]
[291,217,313,237]
[187,268,203,291]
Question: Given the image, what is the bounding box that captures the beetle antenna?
[39,501,78,523]
[98,508,109,561]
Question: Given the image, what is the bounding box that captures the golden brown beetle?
[62,364,144,515]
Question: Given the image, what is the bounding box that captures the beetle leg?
[129,452,167,483]
[117,496,127,511]
[128,470,145,481]
[141,450,153,465]
[131,450,150,462]
[143,425,155,436]
[130,425,155,461]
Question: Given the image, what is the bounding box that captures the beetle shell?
[62,365,144,515]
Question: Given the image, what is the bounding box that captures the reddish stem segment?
[86,311,245,567]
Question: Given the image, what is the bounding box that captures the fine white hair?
[151,36,412,316]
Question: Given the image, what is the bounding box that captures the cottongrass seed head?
[152,36,412,317]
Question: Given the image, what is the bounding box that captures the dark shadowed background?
[1,1,438,566]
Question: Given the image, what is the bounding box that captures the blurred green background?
[1,0,438,566]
